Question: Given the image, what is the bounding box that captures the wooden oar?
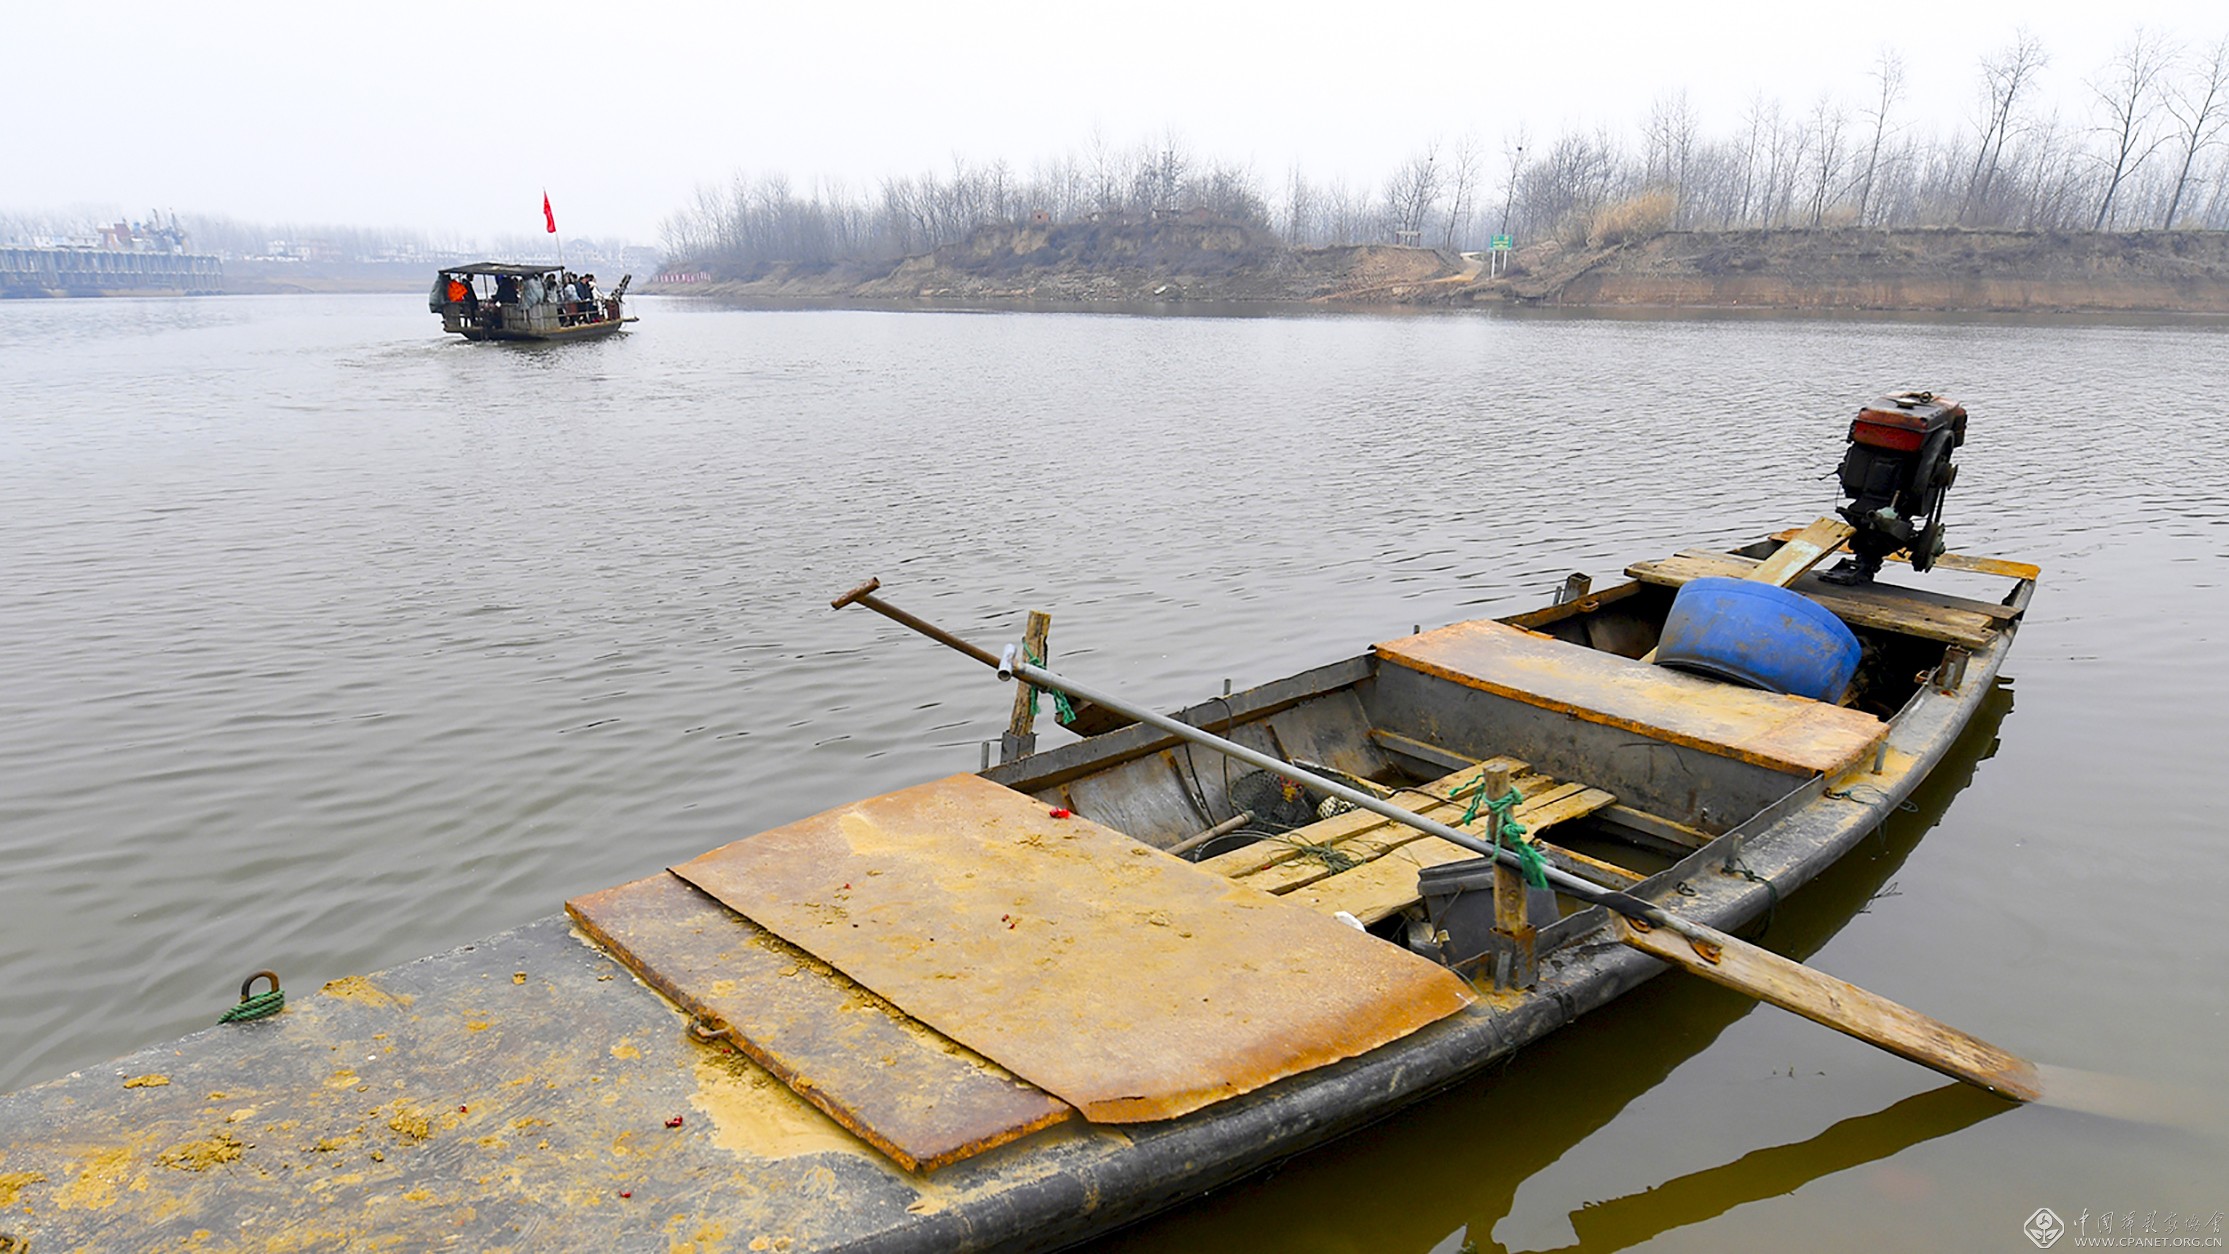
[997,647,2041,1103]
[832,578,1132,737]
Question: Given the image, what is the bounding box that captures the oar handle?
[836,578,1003,669]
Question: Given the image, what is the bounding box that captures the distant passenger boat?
[429,262,634,341]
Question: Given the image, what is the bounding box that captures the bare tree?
[1443,133,1483,250]
[1804,95,1852,225]
[2017,112,2091,228]
[1326,179,1367,244]
[1496,125,1530,237]
[2089,29,2175,229]
[1735,93,1776,226]
[1962,30,2050,224]
[1644,90,1701,224]
[2161,35,2229,227]
[1284,167,1316,244]
[1086,126,1122,213]
[1855,49,1906,226]
[1383,141,1442,245]
[1762,108,1806,227]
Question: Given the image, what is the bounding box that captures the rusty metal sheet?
[567,871,1072,1170]
[1376,619,1883,776]
[671,773,1475,1123]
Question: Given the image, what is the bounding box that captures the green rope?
[1448,770,1548,889]
[1482,788,1551,890]
[1024,648,1078,727]
[218,988,286,1024]
[1449,769,1497,825]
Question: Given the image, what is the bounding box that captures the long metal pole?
[997,648,1659,924]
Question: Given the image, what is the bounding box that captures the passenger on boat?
[523,274,544,306]
[494,274,519,305]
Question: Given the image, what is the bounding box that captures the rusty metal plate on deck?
[568,871,1073,1170]
[671,773,1474,1123]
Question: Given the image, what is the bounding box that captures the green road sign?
[1490,234,1514,251]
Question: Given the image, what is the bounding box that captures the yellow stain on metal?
[569,871,1074,1171]
[671,774,1475,1124]
[1376,620,1884,776]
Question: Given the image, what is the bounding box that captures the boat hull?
[454,316,629,342]
[0,560,2026,1250]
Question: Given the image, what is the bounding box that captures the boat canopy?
[439,261,569,277]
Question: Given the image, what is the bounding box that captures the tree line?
[663,27,2229,275]
[0,208,632,266]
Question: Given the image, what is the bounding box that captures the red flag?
[542,191,557,234]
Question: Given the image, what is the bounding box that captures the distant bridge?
[0,246,224,297]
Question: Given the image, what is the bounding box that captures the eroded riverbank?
[656,223,2229,315]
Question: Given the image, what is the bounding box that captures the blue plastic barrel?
[1655,577,1861,703]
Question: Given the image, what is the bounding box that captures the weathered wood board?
[1767,527,2041,582]
[1746,517,1855,586]
[1375,619,1885,776]
[567,872,1072,1171]
[1190,759,1529,881]
[1236,776,1566,896]
[671,774,1475,1123]
[1628,551,2008,647]
[1283,785,1619,924]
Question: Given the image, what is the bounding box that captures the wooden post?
[1001,611,1052,765]
[1485,760,1537,988]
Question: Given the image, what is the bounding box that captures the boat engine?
[1821,391,1967,585]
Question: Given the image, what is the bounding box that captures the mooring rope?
[218,972,286,1023]
[1024,647,1078,726]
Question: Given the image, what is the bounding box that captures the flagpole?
[544,189,563,270]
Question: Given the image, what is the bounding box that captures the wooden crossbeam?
[1192,759,1527,881]
[1238,777,1567,896]
[1767,528,2040,582]
[1282,785,1619,926]
[1628,551,2001,648]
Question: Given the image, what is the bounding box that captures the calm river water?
[2,294,2224,1250]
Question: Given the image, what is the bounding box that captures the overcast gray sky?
[6,0,2223,244]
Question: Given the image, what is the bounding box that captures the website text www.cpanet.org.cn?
[2025,1208,2226,1249]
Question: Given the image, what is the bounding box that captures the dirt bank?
[652,223,2229,315]
[1451,228,2229,314]
[658,214,1465,305]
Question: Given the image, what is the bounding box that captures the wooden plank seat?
[1376,619,1885,777]
[1201,758,1622,925]
[1194,759,1534,884]
[1767,528,2041,582]
[1286,783,1621,925]
[1627,550,2010,648]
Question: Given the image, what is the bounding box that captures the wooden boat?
[430,262,634,341]
[0,521,2038,1250]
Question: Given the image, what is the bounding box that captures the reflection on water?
[1546,1083,2008,1254]
[2,296,2225,1249]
